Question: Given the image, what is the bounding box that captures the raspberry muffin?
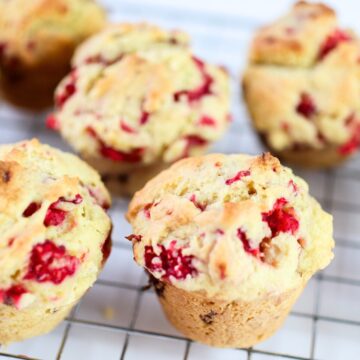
[243,1,360,168]
[0,139,112,344]
[0,0,105,111]
[47,23,230,195]
[126,153,334,348]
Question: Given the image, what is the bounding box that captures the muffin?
[126,153,334,348]
[0,0,106,111]
[0,139,111,344]
[47,23,230,196]
[243,1,360,168]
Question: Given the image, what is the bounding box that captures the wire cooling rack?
[1,1,360,359]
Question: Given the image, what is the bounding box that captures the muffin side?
[0,0,106,110]
[155,278,304,348]
[126,153,334,347]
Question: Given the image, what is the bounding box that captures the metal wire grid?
[1,1,360,359]
[2,189,360,360]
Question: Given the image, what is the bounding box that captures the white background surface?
[1,1,360,359]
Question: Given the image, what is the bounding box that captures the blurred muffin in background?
[47,23,231,196]
[243,1,360,168]
[0,0,106,111]
[0,139,112,344]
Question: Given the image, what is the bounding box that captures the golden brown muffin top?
[244,1,360,154]
[49,23,230,168]
[127,153,334,301]
[0,0,106,65]
[0,139,111,310]
[250,1,339,67]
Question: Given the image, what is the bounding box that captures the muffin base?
[257,133,349,169]
[273,146,348,169]
[0,301,74,345]
[0,47,73,111]
[84,157,170,197]
[152,277,304,348]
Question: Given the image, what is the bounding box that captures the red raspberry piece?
[198,116,216,127]
[44,194,83,227]
[143,203,153,219]
[237,229,260,257]
[225,170,251,185]
[102,145,144,162]
[189,194,206,211]
[23,202,41,217]
[173,56,213,102]
[45,114,60,130]
[288,180,299,193]
[338,136,360,155]
[55,71,77,107]
[86,127,144,163]
[0,284,28,309]
[139,111,149,125]
[262,198,299,236]
[44,206,66,227]
[182,135,208,158]
[144,241,197,281]
[338,114,360,156]
[101,232,112,265]
[318,29,351,60]
[126,234,143,242]
[296,93,316,119]
[215,229,224,236]
[24,240,79,284]
[120,121,136,134]
[83,53,124,66]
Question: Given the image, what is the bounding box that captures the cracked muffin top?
[0,139,111,310]
[127,153,334,301]
[243,1,360,155]
[0,0,105,66]
[48,23,230,167]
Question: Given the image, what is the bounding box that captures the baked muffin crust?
[127,153,334,302]
[243,1,360,165]
[49,23,230,174]
[0,139,111,344]
[0,0,105,110]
